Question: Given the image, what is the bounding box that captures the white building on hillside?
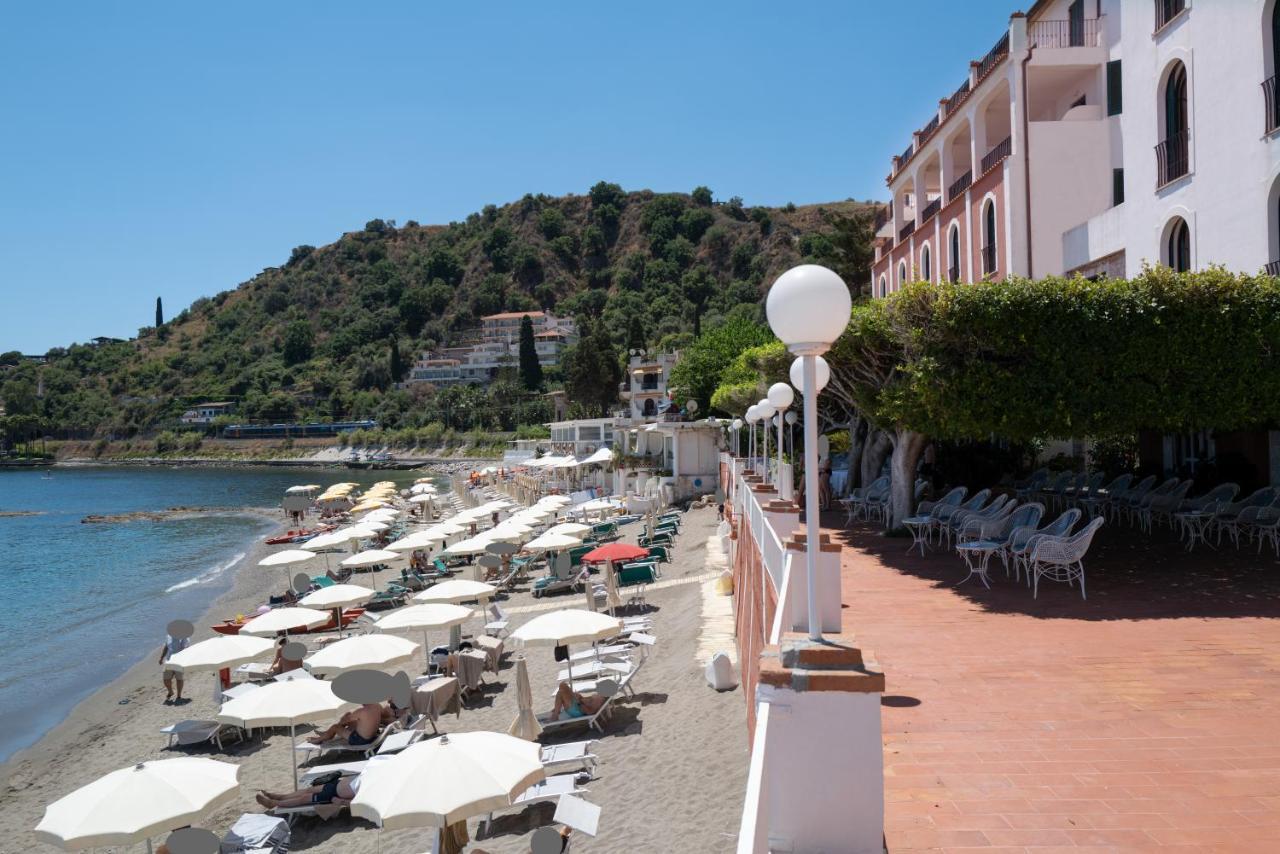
[870,0,1280,292]
[618,350,679,421]
[407,311,579,388]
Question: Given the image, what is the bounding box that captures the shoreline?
[0,509,285,781]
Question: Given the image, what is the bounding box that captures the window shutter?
[1112,168,1125,206]
[1106,60,1122,116]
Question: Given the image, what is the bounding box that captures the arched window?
[920,245,931,282]
[642,398,656,417]
[898,261,907,288]
[878,274,887,297]
[982,200,997,276]
[948,224,961,282]
[1166,216,1191,272]
[1158,61,1189,184]
[1268,3,1280,133]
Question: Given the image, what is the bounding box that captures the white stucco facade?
[872,0,1280,289]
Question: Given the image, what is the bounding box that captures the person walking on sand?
[159,632,190,704]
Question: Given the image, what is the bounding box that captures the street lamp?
[768,382,794,495]
[789,354,830,395]
[756,399,776,485]
[766,264,852,641]
[731,417,743,458]
[785,411,798,463]
[745,406,760,473]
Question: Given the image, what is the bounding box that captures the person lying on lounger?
[550,681,606,720]
[255,775,361,810]
[305,702,382,746]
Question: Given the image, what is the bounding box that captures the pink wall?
[969,165,1007,281]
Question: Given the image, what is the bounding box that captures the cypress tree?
[518,314,543,390]
[155,296,164,327]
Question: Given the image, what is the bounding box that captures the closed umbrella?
[240,606,330,636]
[217,680,356,787]
[351,732,544,829]
[507,656,542,741]
[375,603,473,670]
[34,757,240,853]
[603,560,623,613]
[303,634,419,676]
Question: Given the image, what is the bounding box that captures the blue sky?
[0,1,1014,353]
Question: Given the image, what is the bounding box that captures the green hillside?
[0,183,874,442]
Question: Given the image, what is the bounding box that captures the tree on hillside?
[389,338,405,383]
[681,265,715,336]
[398,285,432,335]
[518,315,543,391]
[691,186,713,207]
[282,320,314,366]
[627,314,647,353]
[155,297,164,327]
[562,319,622,416]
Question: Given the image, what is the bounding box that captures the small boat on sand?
[264,525,334,545]
[211,607,365,636]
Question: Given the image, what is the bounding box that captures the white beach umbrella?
[509,609,622,648]
[240,607,330,636]
[341,548,403,568]
[217,680,356,787]
[34,758,240,852]
[385,531,439,553]
[375,603,474,669]
[351,732,544,829]
[300,530,353,551]
[260,549,318,567]
[414,579,496,604]
[410,483,437,494]
[303,634,419,677]
[298,583,375,610]
[603,559,623,613]
[524,532,581,552]
[539,495,572,507]
[433,521,468,536]
[407,494,434,504]
[163,635,274,675]
[507,657,542,742]
[441,535,495,557]
[545,522,591,539]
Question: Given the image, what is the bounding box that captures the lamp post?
[757,399,776,485]
[745,406,759,473]
[767,264,851,641]
[731,417,743,458]
[785,411,798,466]
[768,383,794,497]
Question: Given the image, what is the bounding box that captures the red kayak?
[265,525,335,545]
[211,607,365,636]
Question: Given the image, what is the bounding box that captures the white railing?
[737,701,772,854]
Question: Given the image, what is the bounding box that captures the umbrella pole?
[290,724,299,789]
[424,629,431,673]
[147,838,154,854]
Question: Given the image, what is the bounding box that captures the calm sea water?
[0,465,424,763]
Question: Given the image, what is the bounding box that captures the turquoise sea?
[0,465,421,763]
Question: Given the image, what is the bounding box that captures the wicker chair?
[901,486,967,555]
[1109,474,1155,523]
[947,494,1013,549]
[1007,508,1081,585]
[1139,480,1193,533]
[843,475,889,525]
[1030,516,1106,600]
[1038,472,1073,513]
[933,489,993,547]
[1172,483,1238,541]
[1129,477,1179,528]
[958,502,1045,569]
[1080,473,1130,519]
[1217,489,1280,546]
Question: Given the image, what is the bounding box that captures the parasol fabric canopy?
[340,549,404,568]
[163,635,274,675]
[509,609,622,648]
[413,579,496,604]
[523,532,581,552]
[303,634,419,676]
[34,758,240,850]
[258,549,317,568]
[240,607,330,636]
[298,584,376,610]
[350,732,544,829]
[581,543,649,564]
[544,522,591,539]
[216,679,355,729]
[375,603,473,632]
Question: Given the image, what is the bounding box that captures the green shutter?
[1106,60,1122,116]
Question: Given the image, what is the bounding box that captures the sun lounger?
[221,812,289,853]
[483,602,509,637]
[481,774,590,833]
[538,676,628,734]
[555,794,602,850]
[161,719,242,751]
[294,720,406,761]
[557,658,632,684]
[568,643,633,662]
[540,740,598,774]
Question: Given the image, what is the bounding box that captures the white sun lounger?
[557,658,632,684]
[481,773,589,832]
[540,740,598,774]
[160,719,242,751]
[221,812,290,853]
[294,719,410,761]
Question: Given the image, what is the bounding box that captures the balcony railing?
[1154,0,1186,33]
[981,244,997,276]
[945,79,971,117]
[919,114,940,145]
[948,264,960,283]
[981,136,1012,174]
[1266,260,1280,277]
[977,32,1010,80]
[919,197,941,225]
[1155,130,1190,187]
[947,170,972,202]
[899,221,916,242]
[899,141,915,167]
[1265,76,1280,135]
[1029,17,1101,48]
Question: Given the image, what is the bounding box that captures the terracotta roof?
[481,311,546,321]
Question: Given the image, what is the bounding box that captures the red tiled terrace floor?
[832,515,1280,852]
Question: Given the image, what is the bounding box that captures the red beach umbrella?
[581,543,648,564]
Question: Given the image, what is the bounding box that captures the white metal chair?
[1030,516,1106,600]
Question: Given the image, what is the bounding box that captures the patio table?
[955,539,1002,588]
[1175,509,1216,552]
[901,514,934,556]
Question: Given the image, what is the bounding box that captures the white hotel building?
[870,0,1280,294]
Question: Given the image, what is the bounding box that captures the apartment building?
[870,0,1280,295]
[406,311,580,388]
[618,350,680,421]
[478,311,577,344]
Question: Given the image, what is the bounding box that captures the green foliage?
[691,186,713,207]
[518,314,543,391]
[668,316,772,414]
[155,296,164,327]
[562,318,623,416]
[538,207,566,240]
[282,320,314,365]
[710,340,788,414]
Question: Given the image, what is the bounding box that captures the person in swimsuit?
[266,637,303,677]
[550,681,605,721]
[305,702,382,746]
[158,633,189,704]
[255,774,361,809]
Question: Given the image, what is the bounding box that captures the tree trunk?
[886,427,930,530]
[845,416,867,494]
[861,429,892,487]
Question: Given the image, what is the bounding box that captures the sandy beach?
[0,502,747,853]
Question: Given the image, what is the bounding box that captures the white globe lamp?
[790,355,830,396]
[767,382,794,412]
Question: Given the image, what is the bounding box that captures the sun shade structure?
[240,607,330,636]
[163,635,274,675]
[575,447,614,467]
[545,522,591,539]
[524,532,582,552]
[303,633,419,676]
[298,583,376,610]
[413,579,497,604]
[581,543,648,564]
[375,603,474,669]
[509,609,623,648]
[258,549,317,568]
[350,732,544,829]
[34,758,240,851]
[301,530,358,551]
[340,549,403,568]
[507,656,542,742]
